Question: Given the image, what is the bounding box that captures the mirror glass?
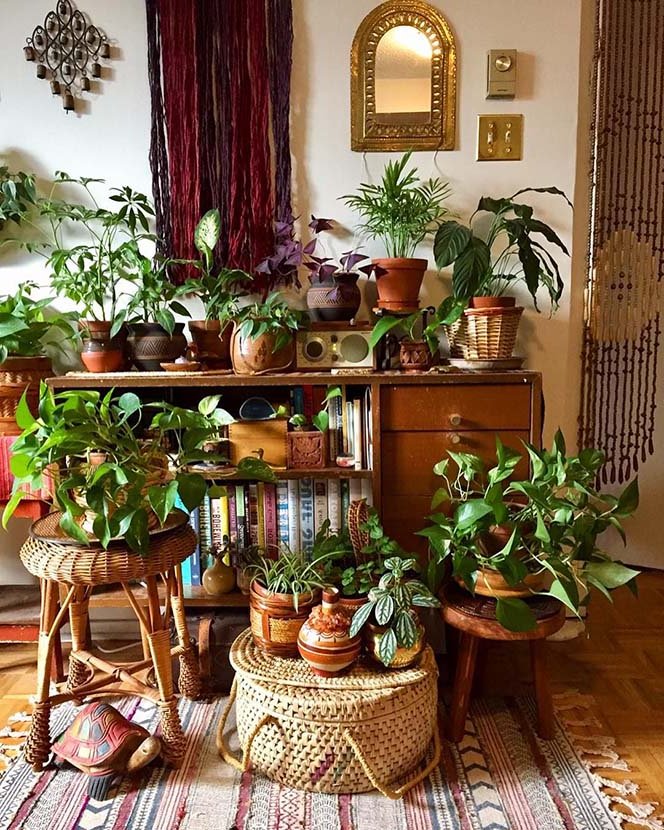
[374,26,432,125]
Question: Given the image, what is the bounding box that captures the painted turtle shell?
[53,702,151,772]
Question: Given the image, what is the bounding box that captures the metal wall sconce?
[23,0,112,113]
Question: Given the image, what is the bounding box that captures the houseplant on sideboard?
[418,433,639,632]
[432,187,572,360]
[342,152,452,312]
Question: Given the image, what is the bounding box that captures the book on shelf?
[299,477,315,556]
[287,479,300,551]
[276,481,289,545]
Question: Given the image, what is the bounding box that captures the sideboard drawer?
[382,430,530,496]
[381,384,531,432]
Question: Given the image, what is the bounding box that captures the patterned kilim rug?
[0,693,661,830]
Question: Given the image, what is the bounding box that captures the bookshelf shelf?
[87,584,249,609]
[187,466,373,480]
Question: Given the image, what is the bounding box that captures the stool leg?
[447,633,478,743]
[25,579,59,771]
[67,586,91,697]
[530,640,554,740]
[145,576,186,767]
[170,565,201,701]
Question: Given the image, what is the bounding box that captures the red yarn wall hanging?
[145,0,294,287]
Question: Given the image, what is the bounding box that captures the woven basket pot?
[249,581,320,657]
[218,629,440,798]
[0,356,52,436]
[446,306,523,360]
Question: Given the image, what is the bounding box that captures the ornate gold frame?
[351,1,457,151]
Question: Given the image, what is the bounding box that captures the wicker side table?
[19,512,202,772]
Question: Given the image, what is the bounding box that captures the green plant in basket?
[0,281,77,363]
[349,556,440,667]
[232,291,308,353]
[417,433,639,632]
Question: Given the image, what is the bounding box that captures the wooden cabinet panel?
[381,384,531,432]
[381,430,530,496]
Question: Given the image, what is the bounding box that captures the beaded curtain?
[145,0,294,283]
[579,0,664,483]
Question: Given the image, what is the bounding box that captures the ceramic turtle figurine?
[52,702,161,800]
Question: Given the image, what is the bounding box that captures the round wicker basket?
[446,306,523,360]
[218,629,440,797]
[20,511,195,585]
[0,356,52,436]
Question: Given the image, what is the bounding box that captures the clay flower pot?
[365,619,425,669]
[79,320,127,373]
[249,580,320,657]
[372,258,427,312]
[0,355,52,436]
[399,339,432,372]
[230,325,295,375]
[306,272,362,322]
[297,587,361,676]
[126,322,187,371]
[188,319,232,369]
[460,567,549,599]
[470,296,517,310]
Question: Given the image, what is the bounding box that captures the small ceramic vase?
[202,555,236,596]
[297,587,361,676]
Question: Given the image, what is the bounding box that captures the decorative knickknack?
[287,430,327,469]
[23,0,112,113]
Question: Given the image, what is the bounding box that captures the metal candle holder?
[23,0,111,113]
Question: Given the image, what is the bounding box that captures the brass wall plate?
[487,49,517,99]
[477,114,523,161]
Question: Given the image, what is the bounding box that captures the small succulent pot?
[79,321,127,373]
[372,257,427,312]
[249,580,320,657]
[287,430,327,469]
[365,619,425,669]
[306,272,362,322]
[230,325,295,375]
[188,319,232,369]
[0,355,53,436]
[297,587,362,676]
[399,339,432,372]
[202,556,236,596]
[126,322,188,371]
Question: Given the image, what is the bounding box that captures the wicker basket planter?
[446,305,523,360]
[218,629,440,798]
[249,580,320,657]
[0,355,52,436]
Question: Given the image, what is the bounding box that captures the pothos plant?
[232,291,308,352]
[349,556,440,666]
[368,305,463,355]
[417,433,639,632]
[288,386,341,432]
[0,281,77,363]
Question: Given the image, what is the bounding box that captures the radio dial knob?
[331,354,339,362]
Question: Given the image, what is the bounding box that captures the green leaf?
[431,487,449,509]
[435,296,466,325]
[584,560,640,590]
[375,593,395,625]
[433,221,473,268]
[194,209,221,255]
[312,411,329,432]
[236,456,278,483]
[395,611,418,647]
[495,597,537,632]
[175,473,207,512]
[349,600,375,637]
[148,480,178,524]
[376,627,398,666]
[454,499,494,531]
[59,512,89,544]
[117,392,141,418]
[198,394,221,417]
[15,391,36,430]
[615,479,639,517]
[369,315,405,349]
[547,577,580,615]
[451,237,491,299]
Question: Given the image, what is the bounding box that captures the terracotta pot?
[470,296,517,310]
[287,430,328,469]
[230,325,295,375]
[188,319,232,369]
[0,355,53,436]
[79,321,127,373]
[297,587,361,676]
[365,619,425,668]
[399,339,432,372]
[202,557,236,596]
[457,568,549,599]
[338,594,370,615]
[373,257,427,311]
[249,580,320,656]
[126,322,188,371]
[306,272,362,322]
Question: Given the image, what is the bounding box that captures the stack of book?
[181,478,373,586]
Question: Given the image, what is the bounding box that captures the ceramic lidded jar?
[297,587,361,677]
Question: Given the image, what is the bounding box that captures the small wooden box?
[287,431,328,469]
[229,420,288,468]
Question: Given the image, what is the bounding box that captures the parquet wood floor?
[0,573,662,802]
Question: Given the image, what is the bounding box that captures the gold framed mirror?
[351,1,457,151]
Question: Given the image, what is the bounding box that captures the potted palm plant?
[433,187,572,360]
[177,209,252,368]
[418,433,639,632]
[0,282,77,435]
[342,152,452,312]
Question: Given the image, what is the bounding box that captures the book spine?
[360,478,373,506]
[182,507,198,585]
[353,398,363,470]
[340,478,350,530]
[210,491,223,556]
[263,483,278,553]
[198,492,212,574]
[303,385,314,420]
[248,484,259,547]
[328,396,338,463]
[189,505,201,587]
[228,488,237,548]
[299,477,315,557]
[349,477,362,505]
[220,488,230,551]
[287,479,299,550]
[313,479,328,535]
[256,482,266,550]
[276,481,290,546]
[327,478,341,533]
[340,388,348,453]
[236,484,247,553]
[292,386,304,416]
[364,386,373,470]
[346,400,355,459]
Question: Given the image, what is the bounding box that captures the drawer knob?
[450,432,461,445]
[449,413,462,427]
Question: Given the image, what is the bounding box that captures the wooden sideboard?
[44,369,542,606]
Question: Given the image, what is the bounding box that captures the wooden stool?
[18,512,202,772]
[442,582,565,742]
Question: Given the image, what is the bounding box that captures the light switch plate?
[477,114,523,161]
[487,49,517,99]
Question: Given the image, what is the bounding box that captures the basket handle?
[343,724,441,800]
[216,677,281,772]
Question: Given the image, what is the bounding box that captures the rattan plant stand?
[217,629,441,799]
[19,512,202,773]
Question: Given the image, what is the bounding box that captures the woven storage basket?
[0,356,52,436]
[446,306,523,360]
[217,629,440,798]
[20,511,195,585]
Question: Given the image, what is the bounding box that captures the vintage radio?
[295,323,376,371]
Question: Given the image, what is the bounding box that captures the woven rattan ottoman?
[217,629,440,799]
